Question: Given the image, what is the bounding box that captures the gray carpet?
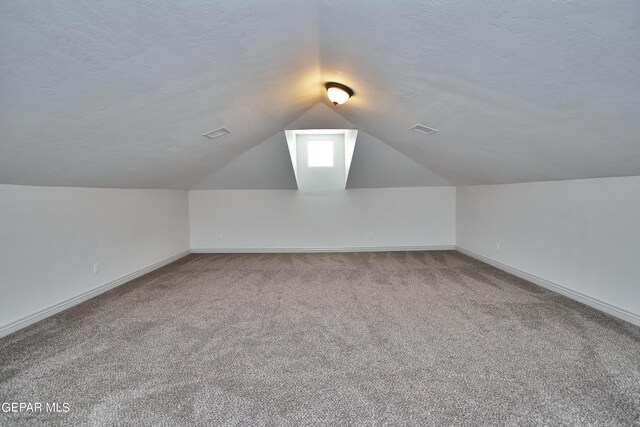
[1,251,639,426]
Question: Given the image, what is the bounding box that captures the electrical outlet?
[93,263,99,274]
[496,243,500,251]
[217,234,222,241]
[368,232,374,240]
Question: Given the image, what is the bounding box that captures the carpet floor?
[1,251,639,426]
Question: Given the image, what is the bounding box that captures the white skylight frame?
[284,129,358,191]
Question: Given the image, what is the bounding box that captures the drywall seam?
[192,245,455,254]
[456,246,640,327]
[0,250,191,339]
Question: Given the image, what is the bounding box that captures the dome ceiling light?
[325,82,354,105]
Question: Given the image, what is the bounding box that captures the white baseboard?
[191,245,456,254]
[455,246,640,327]
[0,250,191,338]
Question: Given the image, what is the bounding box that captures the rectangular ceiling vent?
[203,127,231,140]
[411,124,438,135]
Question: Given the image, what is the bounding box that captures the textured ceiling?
[193,104,450,189]
[0,1,320,189]
[1,1,639,189]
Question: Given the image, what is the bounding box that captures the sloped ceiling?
[194,104,449,189]
[1,1,639,189]
[0,1,320,189]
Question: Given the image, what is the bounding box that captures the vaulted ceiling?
[1,1,639,189]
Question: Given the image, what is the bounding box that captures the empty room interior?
[1,1,639,425]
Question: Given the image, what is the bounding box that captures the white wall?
[5,178,638,333]
[0,185,190,334]
[456,176,640,323]
[190,187,456,251]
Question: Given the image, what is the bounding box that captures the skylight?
[307,140,334,167]
[284,129,358,191]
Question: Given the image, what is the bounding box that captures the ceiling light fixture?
[325,82,354,105]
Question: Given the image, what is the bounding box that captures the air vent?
[410,124,438,135]
[203,127,231,140]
